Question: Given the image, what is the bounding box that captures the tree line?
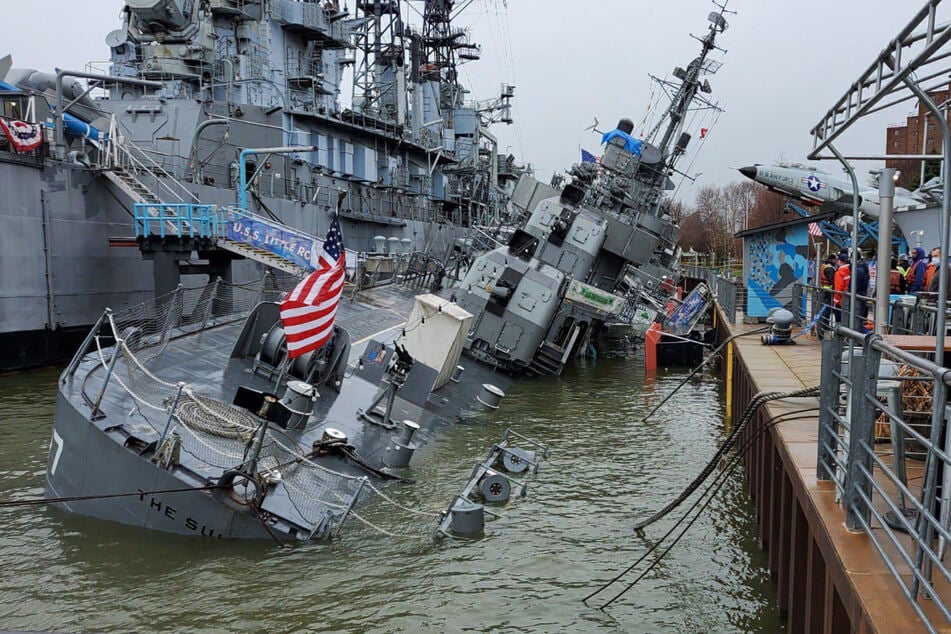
[675,181,788,262]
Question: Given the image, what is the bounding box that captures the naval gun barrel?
[54,70,163,159]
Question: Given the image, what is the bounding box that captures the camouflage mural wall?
[743,224,810,318]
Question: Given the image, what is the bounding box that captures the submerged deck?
[720,310,951,633]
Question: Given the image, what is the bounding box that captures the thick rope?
[348,510,400,538]
[588,408,819,608]
[365,482,441,518]
[632,385,820,531]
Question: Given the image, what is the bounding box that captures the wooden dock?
[716,308,951,633]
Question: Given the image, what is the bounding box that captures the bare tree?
[678,211,710,253]
[746,186,787,229]
[722,181,758,233]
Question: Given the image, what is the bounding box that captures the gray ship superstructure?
[451,8,731,375]
[0,0,520,372]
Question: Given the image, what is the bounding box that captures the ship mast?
[352,1,407,124]
[651,1,731,172]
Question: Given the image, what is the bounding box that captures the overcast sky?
[3,0,942,204]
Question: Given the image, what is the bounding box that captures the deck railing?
[819,325,951,630]
[133,203,220,239]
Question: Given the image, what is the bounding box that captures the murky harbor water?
[0,358,782,633]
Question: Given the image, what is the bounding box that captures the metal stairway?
[103,166,162,205]
[214,237,309,277]
[529,340,566,376]
[130,199,315,278]
[101,135,311,277]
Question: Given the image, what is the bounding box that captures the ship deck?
[56,281,511,537]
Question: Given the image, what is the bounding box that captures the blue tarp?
[601,129,643,156]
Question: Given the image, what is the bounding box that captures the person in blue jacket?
[907,247,929,294]
[854,251,870,329]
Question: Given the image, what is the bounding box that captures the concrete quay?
[716,308,950,633]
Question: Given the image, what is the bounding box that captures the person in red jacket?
[833,252,851,325]
[925,246,941,291]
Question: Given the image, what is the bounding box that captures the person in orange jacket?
[925,246,941,291]
[833,252,851,325]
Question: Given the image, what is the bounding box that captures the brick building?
[885,85,950,189]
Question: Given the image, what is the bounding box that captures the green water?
[0,359,783,633]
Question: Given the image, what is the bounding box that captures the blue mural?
[746,224,810,317]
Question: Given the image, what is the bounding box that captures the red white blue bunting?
[0,117,43,152]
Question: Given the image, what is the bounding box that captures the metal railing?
[791,282,951,339]
[818,325,951,631]
[102,116,199,205]
[133,203,220,239]
[679,265,740,324]
[133,202,375,278]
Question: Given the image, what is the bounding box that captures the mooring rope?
[0,484,223,508]
[586,407,820,608]
[633,385,820,532]
[641,326,771,422]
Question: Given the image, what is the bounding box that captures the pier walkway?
[719,310,951,633]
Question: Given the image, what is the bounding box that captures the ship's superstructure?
[0,0,520,371]
[453,8,730,375]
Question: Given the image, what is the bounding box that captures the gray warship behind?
[0,0,520,372]
[43,5,730,541]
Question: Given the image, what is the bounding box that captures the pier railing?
[679,265,741,324]
[819,325,951,629]
[791,282,951,339]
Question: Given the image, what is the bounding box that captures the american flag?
[581,149,600,164]
[808,222,823,238]
[280,216,346,358]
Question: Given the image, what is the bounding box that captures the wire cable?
[587,407,819,609]
[0,484,223,508]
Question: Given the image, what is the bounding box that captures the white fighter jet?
[738,162,927,217]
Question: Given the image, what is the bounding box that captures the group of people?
[816,245,947,335]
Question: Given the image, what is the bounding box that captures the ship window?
[2,99,22,120]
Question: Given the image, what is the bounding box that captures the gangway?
[132,203,360,278]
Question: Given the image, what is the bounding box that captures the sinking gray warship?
[0,0,520,372]
[44,5,730,540]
